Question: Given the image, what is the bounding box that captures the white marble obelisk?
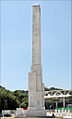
[25,4,46,116]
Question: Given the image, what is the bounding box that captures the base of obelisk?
[24,107,47,117]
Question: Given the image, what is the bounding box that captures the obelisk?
[25,4,46,116]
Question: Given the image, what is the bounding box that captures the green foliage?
[19,101,28,108]
[52,98,59,102]
[0,86,28,112]
[13,90,28,108]
[6,92,19,109]
[66,96,72,103]
[0,87,19,112]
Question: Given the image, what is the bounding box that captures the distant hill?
[0,85,62,92]
[0,86,10,92]
[45,87,63,91]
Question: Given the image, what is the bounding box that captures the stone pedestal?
[24,109,46,117]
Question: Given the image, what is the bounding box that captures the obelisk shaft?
[25,5,46,116]
[32,5,41,65]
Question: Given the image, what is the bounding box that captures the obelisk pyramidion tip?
[33,4,40,7]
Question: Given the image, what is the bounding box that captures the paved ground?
[1,115,71,119]
[1,118,63,119]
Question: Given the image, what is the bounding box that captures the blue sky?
[1,1,71,91]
